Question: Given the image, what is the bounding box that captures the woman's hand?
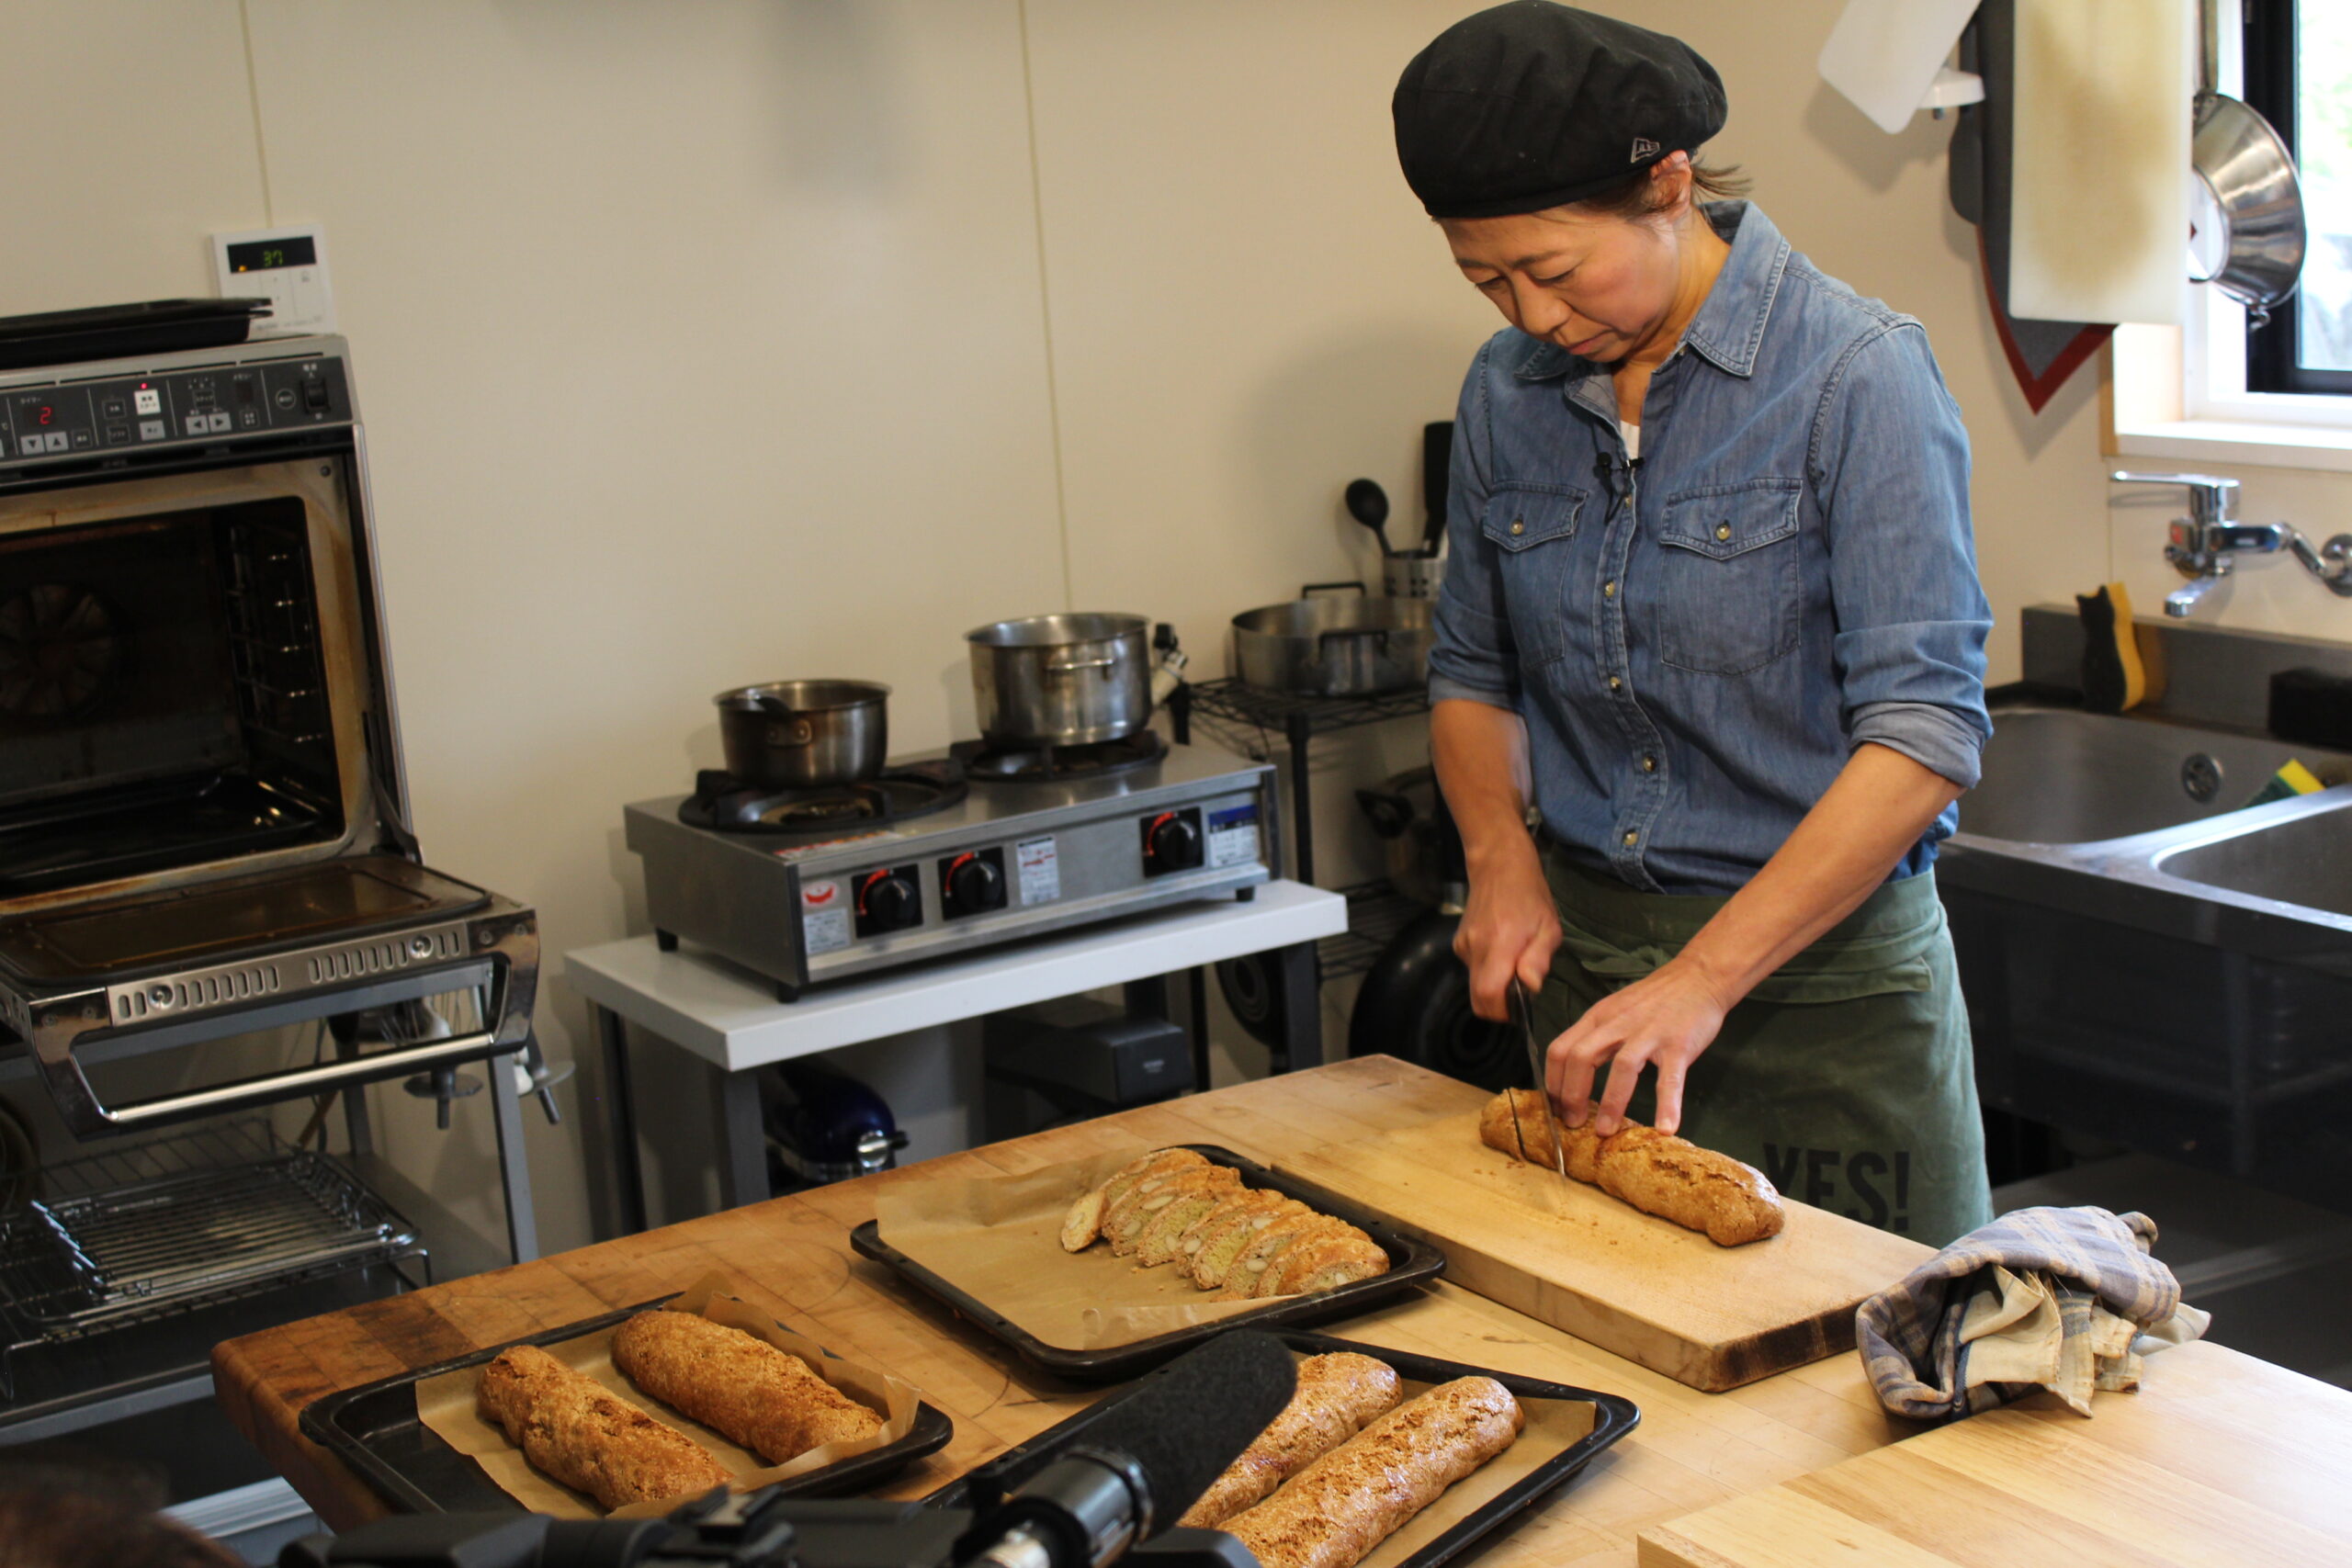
[1454,842,1561,1021]
[1545,953,1732,1135]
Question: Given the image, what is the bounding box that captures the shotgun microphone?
[962,1331,1298,1568]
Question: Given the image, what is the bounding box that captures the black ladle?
[1345,477,1394,557]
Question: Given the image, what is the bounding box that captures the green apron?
[1530,842,1993,1247]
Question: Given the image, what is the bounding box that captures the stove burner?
[950,729,1167,783]
[678,760,967,837]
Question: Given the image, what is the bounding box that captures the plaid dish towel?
[1857,1205,2210,1421]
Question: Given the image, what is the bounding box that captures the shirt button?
[1602,580,1617,598]
[1510,520,1526,536]
[1622,829,1638,847]
[1715,523,1732,541]
[1641,754,1657,773]
[1607,675,1622,692]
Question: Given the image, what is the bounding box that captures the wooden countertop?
[212,1056,2346,1565]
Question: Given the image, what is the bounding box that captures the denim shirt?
[1429,202,1991,897]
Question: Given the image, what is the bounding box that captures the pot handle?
[1303,580,1367,598]
[752,694,816,745]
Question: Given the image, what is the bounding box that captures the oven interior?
[0,498,346,898]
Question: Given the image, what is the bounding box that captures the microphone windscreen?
[1076,1331,1297,1527]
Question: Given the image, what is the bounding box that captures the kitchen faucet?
[2109,471,2352,616]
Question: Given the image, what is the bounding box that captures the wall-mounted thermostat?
[212,223,336,336]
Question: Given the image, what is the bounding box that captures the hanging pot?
[2188,0,2304,327]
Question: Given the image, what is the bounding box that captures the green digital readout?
[226,235,317,274]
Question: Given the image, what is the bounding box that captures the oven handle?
[28,917,539,1137]
[66,1028,518,1133]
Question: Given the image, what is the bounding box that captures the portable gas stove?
[625,737,1276,999]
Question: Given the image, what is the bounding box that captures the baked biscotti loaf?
[1222,1376,1524,1568]
[1178,1352,1403,1528]
[1593,1125,1784,1247]
[475,1343,731,1509]
[610,1312,883,1464]
[1265,1232,1389,1296]
[1477,1089,1783,1246]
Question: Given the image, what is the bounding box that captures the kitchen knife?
[1510,977,1574,1194]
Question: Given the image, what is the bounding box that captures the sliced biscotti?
[1107,1165,1243,1256]
[1190,1196,1316,1288]
[1266,1231,1390,1295]
[1229,1213,1363,1299]
[1128,1175,1261,1259]
[1059,1147,1208,1252]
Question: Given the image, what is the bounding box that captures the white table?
[566,881,1345,1227]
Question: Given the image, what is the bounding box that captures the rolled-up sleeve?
[1813,322,1992,790]
[1429,344,1521,709]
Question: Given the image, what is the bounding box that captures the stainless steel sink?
[1963,707,2352,843]
[2156,803,2352,919]
[1941,703,2352,1196]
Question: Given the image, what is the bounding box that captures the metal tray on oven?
[300,1298,956,1515]
[924,1328,1639,1568]
[849,1144,1446,1381]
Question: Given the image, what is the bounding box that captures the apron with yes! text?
[1527,841,1993,1247]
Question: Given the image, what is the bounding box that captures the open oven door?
[0,856,537,1138]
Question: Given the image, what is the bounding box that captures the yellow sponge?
[2075,581,2145,714]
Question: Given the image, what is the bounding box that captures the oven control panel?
[0,355,350,466]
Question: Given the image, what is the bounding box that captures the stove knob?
[1146,811,1204,874]
[857,869,921,932]
[943,853,1005,917]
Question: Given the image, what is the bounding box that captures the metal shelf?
[1317,881,1430,980]
[0,1119,425,1401]
[1176,677,1430,741]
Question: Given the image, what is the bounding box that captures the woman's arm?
[1430,697,1559,1019]
[1548,741,1961,1135]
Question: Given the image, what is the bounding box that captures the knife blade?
[1510,978,1573,1191]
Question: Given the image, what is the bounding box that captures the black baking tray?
[298,1297,955,1514]
[849,1144,1445,1381]
[924,1328,1639,1568]
[0,299,269,370]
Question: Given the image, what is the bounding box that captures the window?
[2245,0,2352,396]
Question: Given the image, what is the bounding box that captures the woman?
[1395,2,1994,1244]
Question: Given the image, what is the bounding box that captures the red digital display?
[33,405,53,427]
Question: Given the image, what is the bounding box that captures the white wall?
[9,2,2349,1252]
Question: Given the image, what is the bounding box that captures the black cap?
[1393,2,1727,220]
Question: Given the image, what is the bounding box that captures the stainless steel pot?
[1231,582,1434,695]
[2189,0,2305,327]
[966,613,1151,746]
[715,679,890,790]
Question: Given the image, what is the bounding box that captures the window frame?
[2242,0,2352,397]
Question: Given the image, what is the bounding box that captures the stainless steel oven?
[0,324,539,1459]
[0,334,537,1139]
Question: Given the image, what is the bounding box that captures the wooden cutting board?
[1279,1109,1931,1392]
[1638,1339,2352,1567]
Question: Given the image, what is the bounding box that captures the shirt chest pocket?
[1651,479,1804,675]
[1478,484,1587,668]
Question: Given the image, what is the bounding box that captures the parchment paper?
[415,1272,923,1518]
[873,1147,1296,1350]
[1228,1353,1601,1568]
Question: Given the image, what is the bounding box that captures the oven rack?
[0,1120,424,1389]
